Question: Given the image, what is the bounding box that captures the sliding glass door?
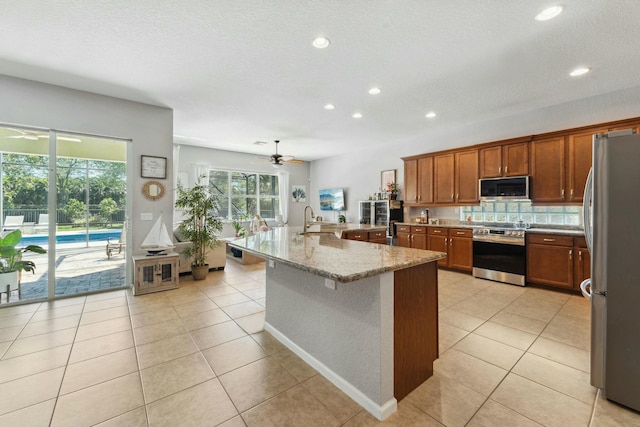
[0,125,128,304]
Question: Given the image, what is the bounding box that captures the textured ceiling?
[1,0,639,161]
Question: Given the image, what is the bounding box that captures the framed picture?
[141,155,167,179]
[291,185,307,202]
[381,169,396,190]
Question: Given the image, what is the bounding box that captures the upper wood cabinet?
[530,136,566,203]
[479,142,529,178]
[404,157,433,204]
[434,153,455,204]
[567,128,606,203]
[455,150,478,204]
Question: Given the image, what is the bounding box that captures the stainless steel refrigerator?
[358,200,403,239]
[581,129,640,411]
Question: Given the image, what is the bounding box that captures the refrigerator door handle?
[580,278,592,299]
[583,168,593,253]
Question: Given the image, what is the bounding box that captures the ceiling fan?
[257,140,304,167]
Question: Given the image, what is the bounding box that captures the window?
[209,170,279,220]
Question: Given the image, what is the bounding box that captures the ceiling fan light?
[312,37,330,49]
[272,162,282,168]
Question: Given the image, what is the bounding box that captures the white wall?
[0,75,174,254]
[176,144,311,228]
[311,85,640,222]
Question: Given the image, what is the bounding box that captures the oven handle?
[472,236,525,246]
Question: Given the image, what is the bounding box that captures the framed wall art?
[141,155,167,179]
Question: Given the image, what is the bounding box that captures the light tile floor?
[1,260,639,426]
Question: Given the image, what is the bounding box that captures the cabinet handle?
[434,230,441,233]
[451,193,454,200]
[449,239,452,247]
[570,189,574,199]
[505,166,508,174]
[498,166,501,174]
[543,238,555,242]
[569,249,573,260]
[354,235,361,239]
[456,231,464,235]
[579,250,582,261]
[561,188,565,197]
[456,193,459,200]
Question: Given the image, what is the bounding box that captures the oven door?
[472,239,526,286]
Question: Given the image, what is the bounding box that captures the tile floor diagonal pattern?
[1,258,640,426]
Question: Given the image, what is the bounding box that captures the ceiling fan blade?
[284,159,304,165]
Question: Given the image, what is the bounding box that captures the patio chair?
[34,214,49,233]
[3,215,24,232]
[106,228,126,259]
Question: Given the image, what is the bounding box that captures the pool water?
[21,230,122,246]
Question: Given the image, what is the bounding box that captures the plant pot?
[0,270,19,298]
[191,265,209,280]
[388,193,397,200]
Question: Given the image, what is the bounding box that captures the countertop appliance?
[479,176,530,200]
[472,226,526,286]
[580,130,640,412]
[359,200,403,244]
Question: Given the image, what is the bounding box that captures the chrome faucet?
[304,205,316,229]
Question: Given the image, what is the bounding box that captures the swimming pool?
[21,230,122,246]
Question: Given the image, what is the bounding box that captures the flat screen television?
[319,188,345,211]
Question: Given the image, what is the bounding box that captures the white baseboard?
[264,322,397,421]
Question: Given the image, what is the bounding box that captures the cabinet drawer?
[574,236,587,248]
[369,231,386,240]
[397,225,411,234]
[449,228,472,238]
[411,226,427,234]
[527,234,573,247]
[427,227,448,236]
[345,231,367,241]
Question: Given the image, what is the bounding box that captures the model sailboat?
[141,216,174,254]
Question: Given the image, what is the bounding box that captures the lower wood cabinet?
[526,233,589,290]
[343,230,388,244]
[427,227,473,272]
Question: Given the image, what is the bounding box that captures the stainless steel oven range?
[472,227,526,286]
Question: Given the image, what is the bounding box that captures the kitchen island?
[228,227,446,420]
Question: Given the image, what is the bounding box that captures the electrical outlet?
[140,213,153,221]
[454,207,459,214]
[325,278,336,290]
[268,260,275,268]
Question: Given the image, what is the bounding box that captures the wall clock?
[141,155,167,179]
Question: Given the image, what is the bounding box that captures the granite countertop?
[396,222,475,229]
[525,227,585,237]
[396,222,585,236]
[227,226,446,283]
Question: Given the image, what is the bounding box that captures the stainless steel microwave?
[479,176,530,200]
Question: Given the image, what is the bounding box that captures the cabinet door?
[345,231,367,241]
[568,128,606,203]
[404,159,418,203]
[397,232,411,248]
[527,243,573,289]
[479,146,502,178]
[448,236,473,272]
[574,246,591,289]
[530,137,566,203]
[434,154,455,204]
[427,235,448,267]
[417,156,434,204]
[412,233,427,250]
[503,142,529,176]
[455,150,478,204]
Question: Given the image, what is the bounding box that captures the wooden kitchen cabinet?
[403,156,434,204]
[574,237,591,288]
[455,150,479,204]
[410,226,428,250]
[530,136,566,203]
[343,230,387,244]
[427,228,448,268]
[133,252,179,296]
[396,225,411,248]
[526,234,574,289]
[434,154,455,204]
[479,142,529,178]
[369,230,388,244]
[343,231,368,241]
[447,228,473,272]
[567,128,606,203]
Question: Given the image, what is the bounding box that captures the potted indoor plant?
[175,182,223,280]
[386,182,399,200]
[0,229,47,297]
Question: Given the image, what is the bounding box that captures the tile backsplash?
[460,201,581,226]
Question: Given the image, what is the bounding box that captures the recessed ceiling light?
[324,104,335,110]
[535,5,563,21]
[425,112,437,118]
[570,67,591,77]
[368,87,381,95]
[312,37,330,49]
[352,112,363,119]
